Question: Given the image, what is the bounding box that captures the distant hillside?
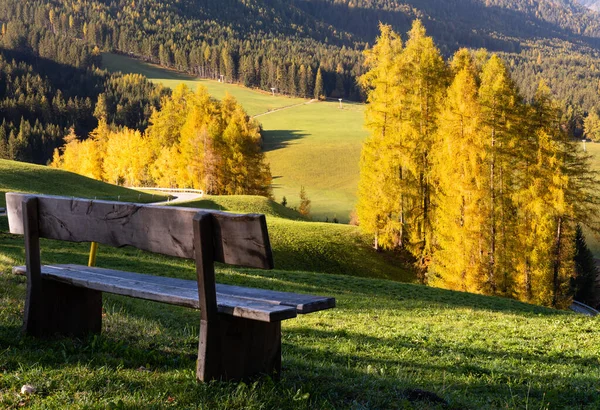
[0,159,165,208]
[577,0,600,11]
[5,0,600,114]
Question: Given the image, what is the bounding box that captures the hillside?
[175,196,413,280]
[4,0,600,114]
[102,53,365,221]
[0,159,412,281]
[175,195,307,220]
[1,216,599,408]
[0,159,166,208]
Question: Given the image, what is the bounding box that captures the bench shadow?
[261,130,307,152]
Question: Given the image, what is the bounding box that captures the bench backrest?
[6,192,274,324]
[6,193,273,269]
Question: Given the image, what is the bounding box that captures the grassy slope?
[0,159,166,208]
[101,53,366,222]
[181,195,307,220]
[0,154,599,409]
[101,53,307,117]
[0,235,599,409]
[578,142,600,256]
[260,100,366,222]
[176,197,413,281]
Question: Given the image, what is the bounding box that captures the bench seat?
[12,265,335,322]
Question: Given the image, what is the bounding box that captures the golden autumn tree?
[357,21,448,281]
[430,53,486,292]
[356,23,404,250]
[398,20,449,274]
[103,127,152,186]
[477,54,522,296]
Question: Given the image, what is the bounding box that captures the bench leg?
[24,279,102,337]
[197,315,281,382]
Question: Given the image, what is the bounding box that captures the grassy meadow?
[101,53,367,222]
[101,53,308,117]
[578,142,600,256]
[0,159,167,208]
[1,159,600,408]
[1,216,600,408]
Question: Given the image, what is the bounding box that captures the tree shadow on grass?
[261,130,308,152]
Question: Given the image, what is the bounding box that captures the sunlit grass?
[101,53,307,117]
[1,227,599,409]
[0,159,166,208]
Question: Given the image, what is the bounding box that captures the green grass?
[260,100,366,222]
[0,154,598,409]
[100,53,367,222]
[176,197,413,281]
[579,142,600,257]
[0,230,599,409]
[179,195,306,220]
[101,53,307,117]
[0,159,166,208]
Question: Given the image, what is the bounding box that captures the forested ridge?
[0,41,168,164]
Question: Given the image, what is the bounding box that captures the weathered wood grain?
[6,193,273,269]
[12,265,297,322]
[12,265,336,315]
[21,199,102,336]
[197,315,281,382]
[216,284,336,313]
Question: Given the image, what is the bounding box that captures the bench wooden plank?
[12,265,296,322]
[217,284,336,314]
[12,264,335,314]
[6,193,273,269]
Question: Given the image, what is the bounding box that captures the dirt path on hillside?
[252,99,317,118]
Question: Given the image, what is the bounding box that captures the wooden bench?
[6,192,335,382]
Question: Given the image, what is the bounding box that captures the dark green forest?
[2,0,600,163]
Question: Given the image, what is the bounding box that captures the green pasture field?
[1,215,599,408]
[578,142,600,256]
[101,53,308,117]
[1,150,599,409]
[100,53,366,223]
[260,100,366,223]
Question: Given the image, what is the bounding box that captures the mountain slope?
[577,0,600,12]
[4,0,600,111]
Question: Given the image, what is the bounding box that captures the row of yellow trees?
[357,21,599,308]
[52,84,272,196]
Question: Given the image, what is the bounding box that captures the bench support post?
[193,212,281,381]
[198,315,281,382]
[22,198,102,337]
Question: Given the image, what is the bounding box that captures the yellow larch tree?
[430,55,486,292]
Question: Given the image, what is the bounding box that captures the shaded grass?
[0,159,166,208]
[1,227,599,409]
